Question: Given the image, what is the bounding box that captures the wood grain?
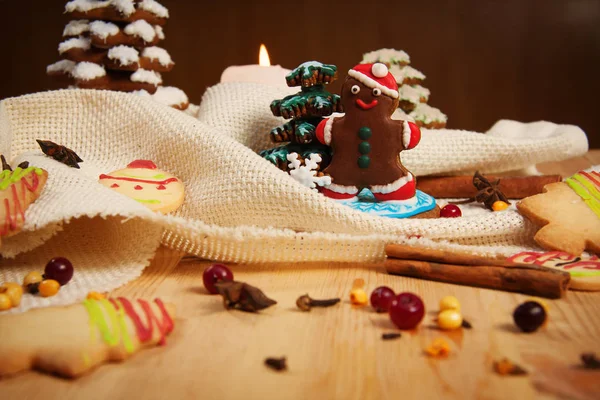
[0,152,599,399]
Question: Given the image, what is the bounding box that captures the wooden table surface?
[1,151,599,400]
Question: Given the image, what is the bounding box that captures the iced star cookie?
[508,251,600,291]
[0,166,48,238]
[517,171,600,256]
[99,160,184,213]
[0,297,175,378]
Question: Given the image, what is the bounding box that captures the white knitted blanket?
[0,85,588,312]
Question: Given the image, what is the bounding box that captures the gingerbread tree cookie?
[260,61,343,173]
[361,48,447,129]
[517,171,600,256]
[47,0,190,111]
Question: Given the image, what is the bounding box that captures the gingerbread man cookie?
[517,171,600,256]
[99,160,184,213]
[315,63,421,202]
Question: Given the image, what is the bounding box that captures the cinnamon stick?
[416,175,561,199]
[385,244,515,267]
[384,258,570,298]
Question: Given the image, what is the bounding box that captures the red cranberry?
[389,292,425,330]
[370,286,396,313]
[202,264,233,294]
[440,204,462,218]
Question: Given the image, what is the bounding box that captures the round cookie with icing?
[99,160,184,213]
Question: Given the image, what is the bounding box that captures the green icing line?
[566,178,600,217]
[573,174,600,202]
[569,270,600,277]
[83,298,135,353]
[135,199,161,204]
[0,167,43,190]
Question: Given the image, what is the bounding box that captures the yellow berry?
[437,309,463,330]
[492,201,509,211]
[350,288,368,305]
[1,283,23,307]
[38,280,60,297]
[439,295,461,312]
[87,291,105,300]
[23,271,43,286]
[0,294,11,311]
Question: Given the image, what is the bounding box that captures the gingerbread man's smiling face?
[341,63,400,116]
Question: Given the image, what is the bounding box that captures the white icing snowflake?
[287,153,331,190]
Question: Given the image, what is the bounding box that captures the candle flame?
[259,44,271,66]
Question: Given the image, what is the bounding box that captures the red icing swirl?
[127,160,158,169]
[115,297,174,345]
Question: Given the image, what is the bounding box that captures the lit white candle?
[220,44,291,87]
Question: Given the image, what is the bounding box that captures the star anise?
[1,155,30,171]
[452,171,510,211]
[36,140,83,169]
[214,281,277,313]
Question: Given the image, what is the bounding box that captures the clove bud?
[296,294,340,311]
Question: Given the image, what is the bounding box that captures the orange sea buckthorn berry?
[23,271,43,287]
[0,293,12,311]
[38,280,60,297]
[350,288,368,305]
[87,291,106,300]
[439,295,461,312]
[492,201,509,212]
[1,283,23,307]
[437,309,463,330]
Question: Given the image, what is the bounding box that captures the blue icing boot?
[338,189,436,219]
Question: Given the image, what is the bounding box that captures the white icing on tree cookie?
[131,69,162,85]
[65,0,111,13]
[287,153,331,190]
[89,20,120,40]
[138,0,169,18]
[58,37,91,54]
[362,48,410,65]
[389,65,426,84]
[124,20,156,43]
[108,45,140,66]
[141,47,172,66]
[409,103,448,124]
[112,0,135,16]
[154,25,165,40]
[152,87,188,107]
[72,62,106,81]
[63,20,90,37]
[47,60,77,74]
[399,84,430,104]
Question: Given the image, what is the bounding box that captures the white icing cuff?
[325,182,359,195]
[402,120,411,149]
[323,117,336,145]
[370,173,413,194]
[347,69,399,99]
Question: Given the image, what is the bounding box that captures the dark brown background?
[1,0,598,147]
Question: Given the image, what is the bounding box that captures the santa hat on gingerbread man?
[347,63,399,99]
